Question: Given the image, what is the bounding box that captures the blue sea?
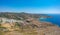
[39,14,60,26]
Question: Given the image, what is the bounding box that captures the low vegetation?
[0,12,60,35]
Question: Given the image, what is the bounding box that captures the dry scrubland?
[0,12,60,35]
[0,18,60,35]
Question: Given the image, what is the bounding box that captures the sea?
[39,14,60,26]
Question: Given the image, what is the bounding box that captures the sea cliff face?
[0,12,60,35]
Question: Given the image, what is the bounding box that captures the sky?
[0,0,60,14]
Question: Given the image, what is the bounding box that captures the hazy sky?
[0,0,60,14]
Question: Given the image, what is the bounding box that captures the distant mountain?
[0,12,49,20]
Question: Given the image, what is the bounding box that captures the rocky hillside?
[0,12,51,20]
[0,12,60,35]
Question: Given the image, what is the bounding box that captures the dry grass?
[0,31,5,35]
